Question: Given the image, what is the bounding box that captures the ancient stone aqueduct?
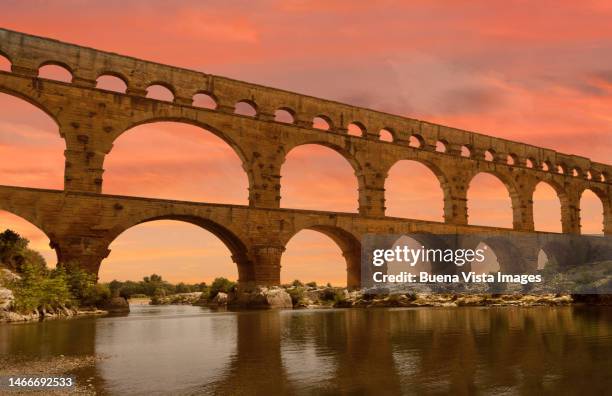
[0,28,610,287]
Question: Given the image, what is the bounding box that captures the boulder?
[210,292,229,306]
[264,288,293,309]
[103,296,130,313]
[231,286,293,309]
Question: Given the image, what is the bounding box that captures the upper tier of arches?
[0,28,609,184]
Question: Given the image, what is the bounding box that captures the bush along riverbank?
[0,230,128,323]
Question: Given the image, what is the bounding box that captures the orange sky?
[0,1,610,285]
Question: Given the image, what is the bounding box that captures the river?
[1,305,611,395]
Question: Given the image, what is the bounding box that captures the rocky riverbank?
[165,285,603,309]
[0,266,130,323]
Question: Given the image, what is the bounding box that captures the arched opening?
[507,154,517,166]
[532,182,562,233]
[586,170,593,180]
[281,226,360,288]
[484,150,495,162]
[537,249,549,270]
[525,158,534,169]
[274,108,294,124]
[281,144,358,212]
[542,161,552,172]
[580,189,604,235]
[0,54,10,72]
[470,242,500,273]
[0,92,64,189]
[0,210,57,268]
[103,122,248,204]
[146,84,174,102]
[435,140,447,153]
[96,74,127,93]
[192,93,217,109]
[389,236,431,276]
[379,129,393,142]
[461,145,471,158]
[347,122,364,137]
[234,100,257,117]
[385,160,445,221]
[99,220,239,285]
[572,168,580,177]
[467,173,514,228]
[312,116,330,130]
[281,230,347,287]
[38,63,72,83]
[557,164,565,174]
[409,135,423,148]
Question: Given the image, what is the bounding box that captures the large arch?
[0,91,65,189]
[0,209,59,267]
[102,214,250,283]
[280,143,361,212]
[103,121,249,204]
[467,172,518,229]
[532,181,563,233]
[579,187,606,235]
[281,224,361,288]
[384,159,448,221]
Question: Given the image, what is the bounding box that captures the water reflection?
[1,306,610,395]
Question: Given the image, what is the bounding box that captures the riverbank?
[0,306,108,323]
[147,286,609,309]
[0,355,100,395]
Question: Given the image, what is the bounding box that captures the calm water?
[1,305,611,395]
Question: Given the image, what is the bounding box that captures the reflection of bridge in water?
[0,28,610,287]
[1,308,609,394]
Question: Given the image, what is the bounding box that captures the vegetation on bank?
[107,274,236,304]
[0,230,111,313]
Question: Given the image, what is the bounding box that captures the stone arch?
[471,236,529,273]
[0,51,10,71]
[95,72,129,93]
[0,90,66,189]
[192,91,218,109]
[37,61,73,83]
[0,85,63,127]
[104,214,252,282]
[280,141,363,212]
[390,233,455,275]
[384,158,450,222]
[347,122,365,137]
[104,119,251,203]
[234,99,258,117]
[409,134,424,148]
[532,180,565,233]
[579,186,607,235]
[274,107,295,124]
[312,115,332,130]
[379,128,394,142]
[145,83,174,101]
[466,171,520,229]
[0,206,61,265]
[281,224,361,288]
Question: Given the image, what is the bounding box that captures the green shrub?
[209,277,236,299]
[305,281,317,288]
[287,287,305,306]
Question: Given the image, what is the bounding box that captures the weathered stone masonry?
[0,28,610,287]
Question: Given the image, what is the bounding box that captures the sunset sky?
[0,1,610,285]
